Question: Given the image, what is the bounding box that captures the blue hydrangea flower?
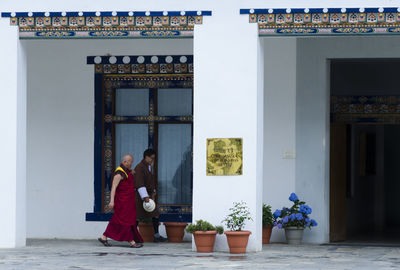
[295,213,303,220]
[273,209,282,219]
[300,205,312,215]
[289,193,299,202]
[310,219,318,227]
[273,221,278,227]
[289,213,296,221]
[277,223,282,229]
[304,217,310,226]
[282,216,289,223]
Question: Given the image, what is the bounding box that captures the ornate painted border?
[331,95,400,124]
[1,11,211,39]
[87,55,193,74]
[240,8,400,36]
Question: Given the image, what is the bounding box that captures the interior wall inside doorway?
[25,38,193,239]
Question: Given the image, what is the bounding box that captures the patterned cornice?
[1,11,211,39]
[331,95,400,124]
[240,7,400,36]
[87,55,193,74]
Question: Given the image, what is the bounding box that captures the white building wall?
[2,0,400,248]
[193,6,263,252]
[0,19,27,248]
[296,36,400,243]
[25,39,193,238]
[262,37,297,243]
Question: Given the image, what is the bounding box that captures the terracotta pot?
[138,222,155,242]
[193,231,217,253]
[262,225,273,244]
[224,231,252,254]
[164,222,187,243]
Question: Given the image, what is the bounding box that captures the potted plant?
[262,204,274,244]
[186,219,224,253]
[273,193,318,244]
[137,218,155,242]
[164,221,188,243]
[222,201,252,254]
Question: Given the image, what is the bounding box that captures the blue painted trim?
[86,212,192,222]
[167,11,182,16]
[291,9,306,13]
[328,8,342,13]
[49,12,62,17]
[364,8,380,13]
[150,11,163,16]
[309,8,324,13]
[384,8,399,12]
[1,11,212,18]
[346,8,360,13]
[159,214,192,223]
[94,73,103,213]
[87,55,193,65]
[66,12,79,17]
[148,88,155,149]
[86,212,113,221]
[273,9,286,14]
[32,12,45,16]
[100,12,113,16]
[239,7,399,14]
[116,12,129,16]
[82,12,97,16]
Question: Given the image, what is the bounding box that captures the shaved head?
[122,154,133,162]
[121,154,133,169]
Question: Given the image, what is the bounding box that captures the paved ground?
[0,239,399,269]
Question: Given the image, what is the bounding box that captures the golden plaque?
[207,138,243,176]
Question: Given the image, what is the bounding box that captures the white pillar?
[263,38,297,242]
[0,19,27,248]
[193,9,263,252]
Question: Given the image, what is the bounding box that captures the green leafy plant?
[186,219,224,234]
[262,204,275,227]
[223,201,253,231]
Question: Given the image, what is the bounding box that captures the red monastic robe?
[103,166,143,243]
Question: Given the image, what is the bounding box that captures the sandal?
[130,243,143,248]
[98,238,112,247]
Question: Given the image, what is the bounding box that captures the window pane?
[158,88,192,116]
[115,124,148,169]
[115,89,149,116]
[158,124,192,204]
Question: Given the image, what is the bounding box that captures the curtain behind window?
[158,124,192,204]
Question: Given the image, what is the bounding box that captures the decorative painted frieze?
[87,55,193,74]
[331,96,400,123]
[241,8,400,36]
[1,11,211,39]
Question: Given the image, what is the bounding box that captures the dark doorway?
[330,59,400,245]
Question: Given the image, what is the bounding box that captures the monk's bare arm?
[107,174,122,209]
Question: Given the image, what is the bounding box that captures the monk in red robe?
[98,154,143,248]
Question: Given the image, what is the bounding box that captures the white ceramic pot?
[284,227,304,244]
